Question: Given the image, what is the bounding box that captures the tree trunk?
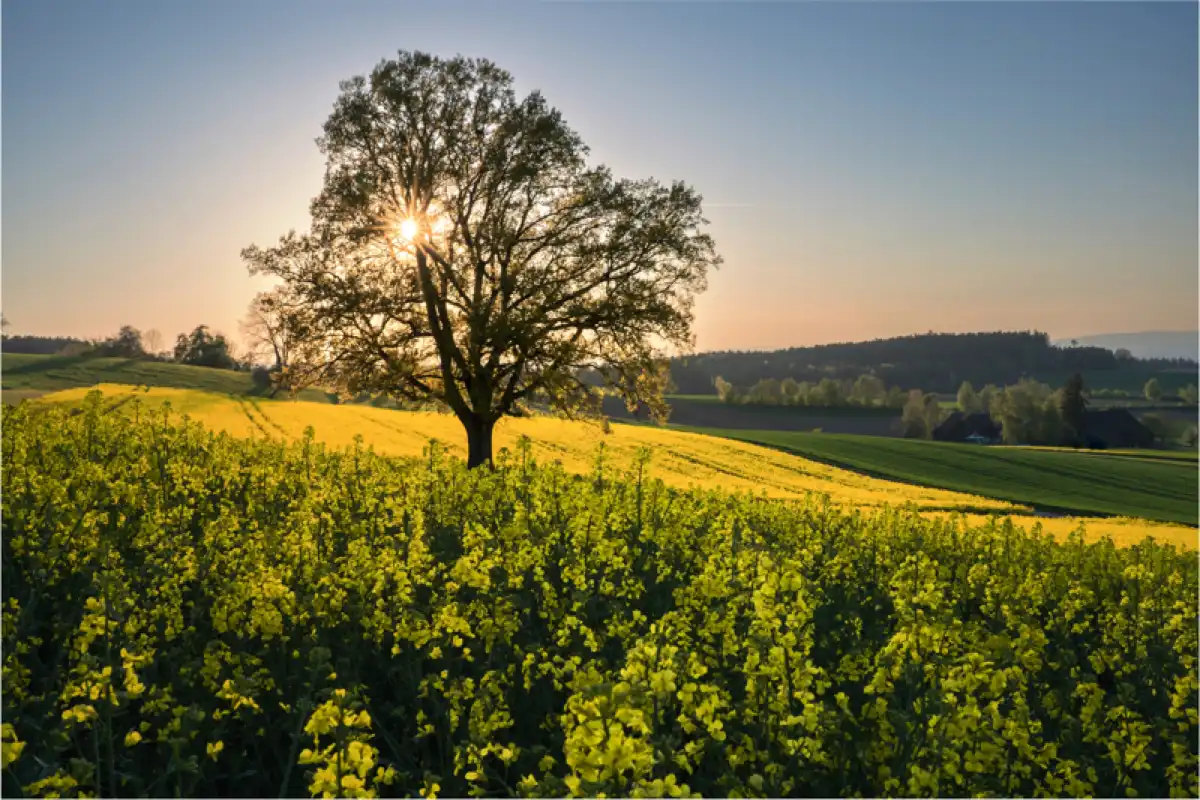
[463,413,496,469]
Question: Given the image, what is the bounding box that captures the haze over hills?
[1053,331,1199,362]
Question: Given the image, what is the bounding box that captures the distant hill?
[1054,331,1199,362]
[670,330,1199,395]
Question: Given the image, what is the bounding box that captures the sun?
[398,219,419,241]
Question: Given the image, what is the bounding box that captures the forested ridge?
[670,331,1198,395]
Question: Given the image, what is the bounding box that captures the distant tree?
[956,381,981,414]
[1114,348,1134,363]
[884,386,907,409]
[747,378,783,405]
[241,292,294,372]
[1184,426,1198,448]
[1180,384,1199,406]
[174,325,236,370]
[978,384,1000,414]
[991,379,1065,445]
[1144,378,1163,403]
[714,376,739,404]
[850,374,885,407]
[95,325,145,358]
[1,313,9,333]
[901,390,941,439]
[1059,373,1088,443]
[796,381,815,407]
[813,377,843,407]
[780,377,801,405]
[143,328,164,357]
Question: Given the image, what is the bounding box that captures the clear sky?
[3,0,1197,353]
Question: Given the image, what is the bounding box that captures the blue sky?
[3,0,1196,352]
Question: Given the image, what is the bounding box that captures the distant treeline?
[0,335,91,355]
[2,326,243,372]
[715,374,908,409]
[670,331,1198,395]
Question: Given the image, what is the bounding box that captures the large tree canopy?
[243,51,719,467]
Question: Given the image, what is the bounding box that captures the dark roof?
[932,411,1002,442]
[1080,409,1156,449]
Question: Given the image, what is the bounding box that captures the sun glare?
[398,219,419,241]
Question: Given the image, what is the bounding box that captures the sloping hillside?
[0,354,332,402]
[34,384,1196,550]
[684,428,1198,526]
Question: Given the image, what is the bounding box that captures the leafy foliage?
[4,395,1197,797]
[243,51,719,467]
[173,326,237,370]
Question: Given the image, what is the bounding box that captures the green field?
[684,428,1198,526]
[0,353,335,403]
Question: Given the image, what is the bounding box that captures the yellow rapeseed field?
[42,384,1197,549]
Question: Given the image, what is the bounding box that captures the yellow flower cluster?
[1,394,1196,798]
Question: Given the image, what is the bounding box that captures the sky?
[3,0,1197,354]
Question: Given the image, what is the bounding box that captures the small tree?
[95,325,145,358]
[813,377,843,407]
[780,377,801,405]
[884,386,907,409]
[714,376,739,404]
[977,384,1000,415]
[747,378,782,405]
[241,292,295,372]
[1059,373,1088,444]
[1114,347,1134,362]
[956,381,981,414]
[1180,384,1199,406]
[174,326,237,370]
[901,390,941,439]
[1144,378,1163,403]
[143,328,164,357]
[851,374,885,407]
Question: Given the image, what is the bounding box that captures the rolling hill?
[684,428,1197,526]
[29,383,1197,550]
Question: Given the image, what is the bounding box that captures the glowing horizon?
[3,1,1195,354]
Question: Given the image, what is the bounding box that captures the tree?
[174,325,236,369]
[850,374,885,407]
[1059,373,1088,443]
[244,51,719,468]
[747,378,782,405]
[1114,347,1134,362]
[1180,384,1199,406]
[240,292,295,374]
[978,384,1000,414]
[780,377,801,405]
[884,386,907,409]
[95,325,145,358]
[714,376,739,404]
[956,381,980,414]
[812,377,843,407]
[1,313,9,334]
[1144,378,1162,403]
[144,328,164,357]
[901,390,942,439]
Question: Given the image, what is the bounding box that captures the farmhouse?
[1080,408,1157,449]
[932,408,1157,449]
[931,412,1002,444]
